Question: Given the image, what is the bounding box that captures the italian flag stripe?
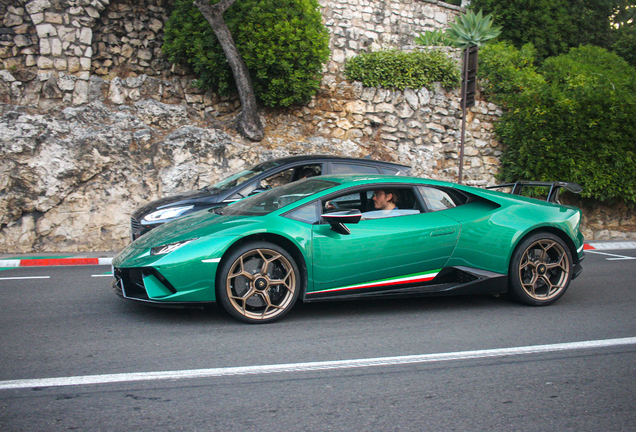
[315,270,440,294]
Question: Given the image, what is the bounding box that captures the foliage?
[163,0,329,107]
[612,21,636,68]
[478,42,544,99]
[415,9,501,49]
[414,29,451,47]
[469,0,615,60]
[344,50,461,91]
[612,0,636,28]
[480,43,636,203]
[445,9,502,49]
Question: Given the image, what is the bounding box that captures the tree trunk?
[194,0,264,141]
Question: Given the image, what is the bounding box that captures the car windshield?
[205,160,283,192]
[219,179,338,216]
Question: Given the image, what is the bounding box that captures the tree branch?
[193,0,264,141]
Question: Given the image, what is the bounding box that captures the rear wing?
[486,181,582,203]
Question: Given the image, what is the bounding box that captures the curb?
[1,241,635,268]
[583,241,636,251]
[0,257,113,268]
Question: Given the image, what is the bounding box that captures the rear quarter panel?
[444,191,583,274]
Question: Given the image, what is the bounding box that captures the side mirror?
[321,210,362,235]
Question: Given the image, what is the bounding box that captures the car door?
[308,190,461,299]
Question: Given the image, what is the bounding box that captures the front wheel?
[217,242,301,323]
[509,232,573,306]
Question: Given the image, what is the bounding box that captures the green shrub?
[480,44,636,203]
[479,42,544,97]
[470,0,615,61]
[344,50,461,91]
[612,25,636,68]
[163,0,329,107]
[414,29,451,47]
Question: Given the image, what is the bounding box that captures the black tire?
[217,241,301,323]
[508,232,573,306]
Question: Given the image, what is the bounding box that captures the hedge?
[480,43,636,203]
[344,50,461,91]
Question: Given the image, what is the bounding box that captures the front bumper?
[112,266,217,306]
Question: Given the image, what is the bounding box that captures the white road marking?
[585,250,636,260]
[91,274,113,278]
[0,276,50,281]
[1,337,634,391]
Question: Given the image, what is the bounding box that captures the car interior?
[322,187,423,219]
[320,185,470,221]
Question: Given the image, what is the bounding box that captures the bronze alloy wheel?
[221,243,299,323]
[509,232,573,305]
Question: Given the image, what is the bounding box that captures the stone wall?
[91,0,171,78]
[2,0,501,184]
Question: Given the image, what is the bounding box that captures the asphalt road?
[1,249,635,431]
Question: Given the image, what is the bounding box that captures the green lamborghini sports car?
[112,175,585,323]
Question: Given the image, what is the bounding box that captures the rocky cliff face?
[0,94,382,252]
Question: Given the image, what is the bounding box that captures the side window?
[324,192,362,211]
[229,168,296,200]
[331,163,380,175]
[418,187,457,211]
[261,167,294,189]
[322,187,421,221]
[285,201,320,224]
[295,164,322,180]
[228,181,257,201]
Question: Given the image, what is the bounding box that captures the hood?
[129,208,264,249]
[132,189,221,219]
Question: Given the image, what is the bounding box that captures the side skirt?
[303,267,508,303]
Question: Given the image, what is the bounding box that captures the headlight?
[150,239,198,256]
[142,206,194,223]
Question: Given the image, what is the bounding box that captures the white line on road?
[0,276,50,281]
[585,250,636,260]
[91,274,113,278]
[1,337,635,391]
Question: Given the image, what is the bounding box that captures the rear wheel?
[509,232,573,306]
[217,242,300,323]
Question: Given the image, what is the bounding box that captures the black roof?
[267,154,410,169]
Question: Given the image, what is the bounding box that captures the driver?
[324,189,399,213]
[370,189,398,211]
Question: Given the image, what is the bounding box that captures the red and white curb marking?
[584,241,636,251]
[0,257,113,268]
[584,241,636,260]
